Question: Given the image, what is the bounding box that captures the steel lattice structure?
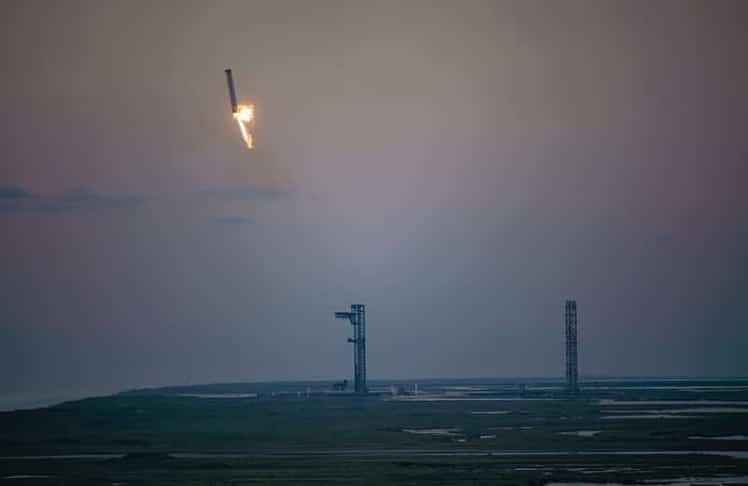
[335,304,367,394]
[565,300,579,394]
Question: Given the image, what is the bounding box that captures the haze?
[1,0,747,409]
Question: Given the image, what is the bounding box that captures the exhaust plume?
[233,104,255,149]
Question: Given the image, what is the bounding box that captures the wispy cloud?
[0,185,32,200]
[200,185,293,202]
[0,185,145,213]
[211,216,254,225]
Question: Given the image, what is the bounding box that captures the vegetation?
[1,379,748,484]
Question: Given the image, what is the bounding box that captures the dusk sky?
[2,0,747,408]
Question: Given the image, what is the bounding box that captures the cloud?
[200,185,293,202]
[0,185,32,200]
[0,185,145,213]
[211,216,254,225]
[51,188,145,211]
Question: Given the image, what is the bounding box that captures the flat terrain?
[2,378,748,484]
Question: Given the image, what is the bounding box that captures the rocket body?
[225,68,238,114]
[224,68,254,149]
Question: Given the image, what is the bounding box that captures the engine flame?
[233,104,255,149]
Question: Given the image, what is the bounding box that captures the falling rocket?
[225,68,238,114]
[225,68,254,149]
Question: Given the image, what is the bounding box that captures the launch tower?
[335,304,367,394]
[565,300,579,394]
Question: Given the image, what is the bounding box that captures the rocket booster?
[224,68,254,149]
[225,68,238,114]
